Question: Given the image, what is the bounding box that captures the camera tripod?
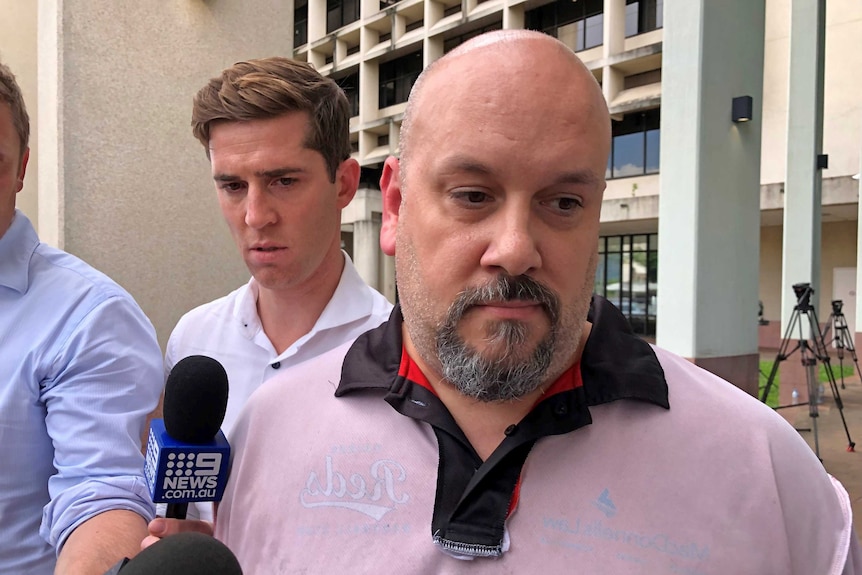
[819,299,861,390]
[759,283,855,459]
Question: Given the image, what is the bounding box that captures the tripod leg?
[819,355,856,452]
[808,308,856,452]
[761,308,803,404]
[839,325,862,387]
[803,355,821,460]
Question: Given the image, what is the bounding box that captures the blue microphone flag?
[145,418,230,504]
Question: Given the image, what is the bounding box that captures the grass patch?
[758,361,780,408]
[819,362,854,382]
[758,359,854,408]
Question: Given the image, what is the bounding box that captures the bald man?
[151,31,860,574]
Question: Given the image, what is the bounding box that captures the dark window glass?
[645,129,660,173]
[326,0,360,33]
[378,50,423,108]
[443,21,503,53]
[625,0,663,37]
[335,73,360,117]
[405,19,423,32]
[608,108,661,179]
[525,0,603,52]
[612,133,643,178]
[359,166,383,187]
[443,4,461,17]
[595,233,659,336]
[584,13,603,49]
[294,2,308,46]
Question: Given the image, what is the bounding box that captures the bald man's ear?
[379,156,402,257]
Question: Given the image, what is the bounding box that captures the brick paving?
[778,369,862,535]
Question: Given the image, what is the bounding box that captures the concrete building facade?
[2,1,860,396]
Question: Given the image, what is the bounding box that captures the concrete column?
[342,187,384,291]
[503,5,524,30]
[308,0,327,42]
[603,0,625,57]
[353,218,382,290]
[777,0,826,405]
[656,0,765,395]
[601,0,625,110]
[856,148,862,354]
[780,0,826,341]
[382,253,396,303]
[423,35,443,68]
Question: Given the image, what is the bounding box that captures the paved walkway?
[776,368,862,534]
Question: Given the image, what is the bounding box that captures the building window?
[443,4,461,17]
[443,21,503,53]
[607,108,660,179]
[625,0,663,37]
[595,234,658,337]
[623,68,661,90]
[359,166,383,188]
[327,0,359,33]
[378,50,423,108]
[525,0,603,52]
[335,73,359,118]
[295,0,308,46]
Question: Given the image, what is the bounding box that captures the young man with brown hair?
[158,57,391,524]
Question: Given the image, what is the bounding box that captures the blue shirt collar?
[0,210,38,293]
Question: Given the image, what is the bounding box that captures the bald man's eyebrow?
[438,155,601,186]
[553,170,601,187]
[437,156,493,176]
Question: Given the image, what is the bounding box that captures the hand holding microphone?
[105,532,242,574]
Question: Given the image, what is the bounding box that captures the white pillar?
[657,0,765,394]
[353,218,381,290]
[780,0,826,340]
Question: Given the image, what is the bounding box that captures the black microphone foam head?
[120,532,242,575]
[164,355,229,444]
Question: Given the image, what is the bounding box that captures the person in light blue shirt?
[0,61,164,574]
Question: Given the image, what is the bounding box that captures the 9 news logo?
[161,452,223,499]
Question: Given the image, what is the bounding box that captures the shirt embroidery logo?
[593,488,617,518]
[300,455,410,520]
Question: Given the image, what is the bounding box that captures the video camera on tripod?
[820,298,862,389]
[759,283,855,458]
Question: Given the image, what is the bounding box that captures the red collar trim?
[399,345,583,400]
[398,345,439,396]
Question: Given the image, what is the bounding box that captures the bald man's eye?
[451,190,491,206]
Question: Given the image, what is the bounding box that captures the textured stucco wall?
[0,1,38,228]
[41,0,292,348]
[760,220,857,323]
[761,0,862,184]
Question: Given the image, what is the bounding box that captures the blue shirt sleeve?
[38,294,164,550]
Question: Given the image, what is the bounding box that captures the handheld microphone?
[102,532,242,574]
[144,355,230,519]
